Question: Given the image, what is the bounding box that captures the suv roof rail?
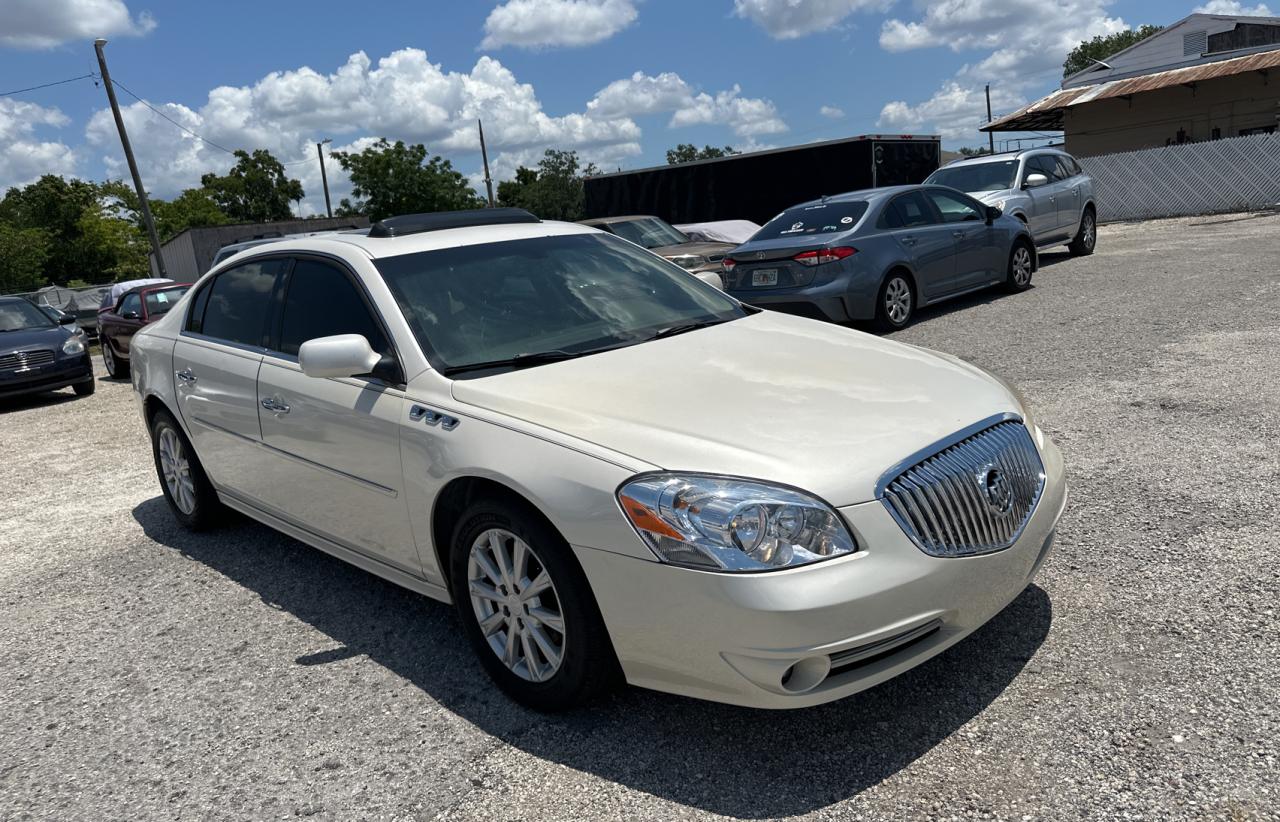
[368,208,540,238]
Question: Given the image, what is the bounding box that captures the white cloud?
[876,0,1129,143]
[1194,0,1274,14]
[732,0,891,39]
[819,105,845,119]
[84,49,643,214]
[0,0,155,49]
[587,71,787,137]
[481,0,638,49]
[0,99,78,189]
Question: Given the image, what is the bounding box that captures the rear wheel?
[1068,207,1096,256]
[150,409,222,530]
[450,500,618,711]
[874,272,915,332]
[102,339,128,379]
[1005,241,1035,292]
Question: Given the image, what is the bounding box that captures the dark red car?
[98,282,192,377]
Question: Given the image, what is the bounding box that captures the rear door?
[253,257,416,573]
[1053,155,1085,235]
[924,189,1003,290]
[882,191,958,300]
[172,258,285,498]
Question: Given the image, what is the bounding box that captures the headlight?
[62,336,85,355]
[617,474,858,572]
[666,254,708,270]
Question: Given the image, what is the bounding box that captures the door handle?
[900,236,918,247]
[175,368,196,384]
[952,230,966,238]
[261,397,291,414]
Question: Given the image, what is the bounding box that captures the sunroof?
[367,208,540,238]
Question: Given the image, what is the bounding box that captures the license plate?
[752,269,778,287]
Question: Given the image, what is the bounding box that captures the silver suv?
[926,148,1097,256]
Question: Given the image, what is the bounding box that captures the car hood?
[0,325,69,353]
[652,240,735,259]
[971,189,1017,205]
[450,311,1022,506]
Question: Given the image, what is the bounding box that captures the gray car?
[723,185,1037,330]
[925,148,1097,256]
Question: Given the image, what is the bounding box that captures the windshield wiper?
[440,348,596,377]
[649,318,730,341]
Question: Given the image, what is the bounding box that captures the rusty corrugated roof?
[983,48,1280,132]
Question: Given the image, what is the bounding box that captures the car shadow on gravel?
[0,390,84,414]
[133,496,1052,819]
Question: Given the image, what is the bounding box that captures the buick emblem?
[977,464,1014,516]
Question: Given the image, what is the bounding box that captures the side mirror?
[121,310,140,320]
[985,206,1002,224]
[298,334,381,379]
[57,314,77,325]
[1024,172,1049,189]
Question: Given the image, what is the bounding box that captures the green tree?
[666,144,738,165]
[0,224,52,293]
[104,181,229,240]
[0,175,109,286]
[200,149,304,222]
[330,138,482,221]
[76,202,149,280]
[496,149,598,221]
[1063,25,1163,78]
[958,146,993,157]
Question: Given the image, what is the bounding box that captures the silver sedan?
[723,185,1037,330]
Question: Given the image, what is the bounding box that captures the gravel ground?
[2,213,1278,821]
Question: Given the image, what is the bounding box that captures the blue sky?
[0,0,1266,215]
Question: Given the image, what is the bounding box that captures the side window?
[925,190,983,223]
[186,282,211,334]
[277,259,389,358]
[1053,157,1076,180]
[120,293,142,317]
[198,259,283,347]
[885,192,936,228]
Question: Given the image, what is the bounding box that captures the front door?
[103,292,145,360]
[924,189,1002,290]
[253,257,417,574]
[883,190,957,300]
[172,258,285,496]
[1022,155,1066,242]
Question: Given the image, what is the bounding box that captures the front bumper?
[576,430,1066,709]
[0,353,93,399]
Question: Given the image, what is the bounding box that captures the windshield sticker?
[823,225,838,232]
[841,216,854,224]
[780,221,806,234]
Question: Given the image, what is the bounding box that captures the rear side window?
[191,260,283,346]
[881,192,936,229]
[754,201,869,241]
[1055,156,1081,178]
[277,259,389,357]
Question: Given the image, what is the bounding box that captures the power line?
[108,75,238,155]
[1,72,97,97]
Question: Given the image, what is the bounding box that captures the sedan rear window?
[753,202,869,241]
[926,160,1019,192]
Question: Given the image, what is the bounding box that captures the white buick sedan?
[131,208,1066,711]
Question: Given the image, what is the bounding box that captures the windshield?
[604,217,688,249]
[753,201,869,241]
[375,233,746,374]
[144,286,190,317]
[0,300,56,332]
[926,160,1019,193]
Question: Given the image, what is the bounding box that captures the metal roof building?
[984,13,1280,156]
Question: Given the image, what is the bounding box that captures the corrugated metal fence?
[1079,132,1280,223]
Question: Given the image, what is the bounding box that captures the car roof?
[222,219,601,264]
[121,282,192,300]
[941,147,1068,168]
[579,215,663,225]
[774,185,918,214]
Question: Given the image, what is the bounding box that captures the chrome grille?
[0,349,55,371]
[880,419,1045,557]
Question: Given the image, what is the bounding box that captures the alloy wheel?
[885,277,912,325]
[158,427,196,515]
[103,343,115,374]
[1012,246,1033,286]
[467,528,566,683]
[1082,215,1096,249]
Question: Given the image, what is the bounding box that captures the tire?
[449,500,618,711]
[149,408,222,530]
[1068,207,1096,256]
[873,271,915,332]
[102,339,129,379]
[73,378,96,397]
[1005,240,1035,292]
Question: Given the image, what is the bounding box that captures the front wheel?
[1005,242,1035,292]
[874,272,915,332]
[450,501,618,711]
[102,339,129,378]
[150,409,222,530]
[1068,208,1096,256]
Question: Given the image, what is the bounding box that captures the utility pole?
[316,139,333,218]
[985,84,995,155]
[94,38,167,277]
[478,119,495,207]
